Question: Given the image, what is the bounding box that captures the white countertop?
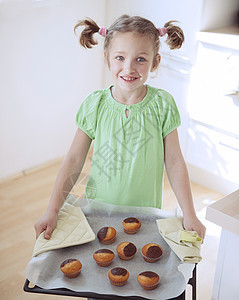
[206,189,239,236]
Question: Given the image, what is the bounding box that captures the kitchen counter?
[206,189,239,300]
[206,189,239,235]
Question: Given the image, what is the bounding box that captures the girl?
[34,15,206,241]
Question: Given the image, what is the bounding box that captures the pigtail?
[164,21,184,50]
[74,18,100,49]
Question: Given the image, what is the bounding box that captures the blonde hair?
[74,15,184,53]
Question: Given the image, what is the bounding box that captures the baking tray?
[24,197,196,300]
[23,278,189,299]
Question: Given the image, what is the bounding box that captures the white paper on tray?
[26,195,194,300]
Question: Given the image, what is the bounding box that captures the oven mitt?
[33,196,95,257]
[156,217,202,263]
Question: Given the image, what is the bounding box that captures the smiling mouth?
[121,76,139,82]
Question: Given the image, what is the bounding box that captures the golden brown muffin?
[116,242,137,260]
[97,227,117,244]
[141,243,163,263]
[60,259,82,278]
[108,267,129,286]
[93,249,115,267]
[137,271,160,290]
[122,217,141,234]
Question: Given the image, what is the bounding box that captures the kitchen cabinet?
[206,189,239,300]
[186,27,239,194]
[149,52,192,155]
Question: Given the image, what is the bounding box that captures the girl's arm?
[163,129,206,240]
[34,128,92,239]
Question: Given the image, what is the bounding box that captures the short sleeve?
[160,91,181,139]
[76,90,103,140]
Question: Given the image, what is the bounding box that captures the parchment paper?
[26,196,194,300]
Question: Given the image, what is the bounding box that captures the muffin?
[97,227,117,244]
[108,267,129,286]
[116,242,137,260]
[141,243,163,263]
[122,217,141,234]
[93,249,115,267]
[137,271,160,290]
[60,259,82,278]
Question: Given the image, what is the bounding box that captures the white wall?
[0,0,106,179]
[1,0,237,181]
[201,0,239,31]
[0,0,204,179]
[104,0,204,66]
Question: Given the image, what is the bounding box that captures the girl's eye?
[137,57,146,62]
[116,56,124,61]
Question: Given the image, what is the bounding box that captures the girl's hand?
[183,215,206,242]
[34,210,58,240]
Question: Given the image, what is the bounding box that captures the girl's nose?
[124,59,135,73]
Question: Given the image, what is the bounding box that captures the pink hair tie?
[158,27,167,37]
[98,27,107,37]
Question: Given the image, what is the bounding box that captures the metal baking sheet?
[25,196,194,300]
[23,278,188,299]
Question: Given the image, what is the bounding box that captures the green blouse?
[76,85,181,208]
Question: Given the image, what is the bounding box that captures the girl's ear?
[151,54,161,72]
[104,51,110,69]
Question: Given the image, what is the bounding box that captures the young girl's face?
[106,32,159,94]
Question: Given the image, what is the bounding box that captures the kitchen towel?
[156,217,202,263]
[33,196,95,257]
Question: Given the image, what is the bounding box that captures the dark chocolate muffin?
[108,267,129,286]
[122,217,141,234]
[137,271,160,290]
[93,249,115,267]
[141,243,163,262]
[60,259,82,278]
[97,226,117,244]
[116,242,137,260]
